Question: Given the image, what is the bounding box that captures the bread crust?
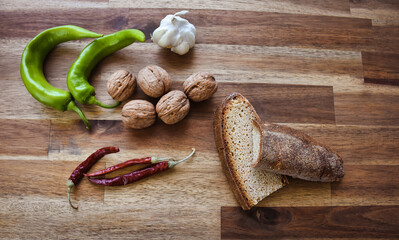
[253,119,344,182]
[214,93,253,210]
[214,92,287,210]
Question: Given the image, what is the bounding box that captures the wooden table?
[1,1,399,239]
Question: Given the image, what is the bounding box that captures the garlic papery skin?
[152,10,196,55]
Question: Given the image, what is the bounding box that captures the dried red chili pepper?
[84,156,175,177]
[87,161,169,186]
[66,146,119,209]
[87,148,195,186]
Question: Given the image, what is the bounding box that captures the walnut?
[121,100,156,129]
[137,65,171,98]
[107,70,136,102]
[156,90,190,125]
[183,72,217,102]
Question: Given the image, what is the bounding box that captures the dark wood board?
[1,1,399,239]
[221,206,399,239]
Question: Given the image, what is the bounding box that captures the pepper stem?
[66,180,78,209]
[168,148,196,168]
[154,156,173,163]
[88,96,120,109]
[67,101,91,130]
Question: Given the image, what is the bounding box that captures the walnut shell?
[137,65,171,98]
[121,100,156,129]
[107,70,136,102]
[183,72,217,102]
[156,90,190,125]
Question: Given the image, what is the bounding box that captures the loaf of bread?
[214,93,288,210]
[252,120,344,182]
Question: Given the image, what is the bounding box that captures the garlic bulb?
[151,10,196,55]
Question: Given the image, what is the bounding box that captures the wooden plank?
[1,0,351,16]
[128,9,373,51]
[256,178,331,207]
[350,0,399,25]
[195,14,373,51]
[285,124,399,165]
[91,42,365,93]
[372,25,399,53]
[0,8,371,50]
[334,90,399,126]
[215,83,335,124]
[0,160,104,202]
[0,38,364,94]
[0,39,27,81]
[0,8,129,38]
[331,165,399,206]
[221,205,399,239]
[116,0,352,17]
[48,118,217,161]
[2,39,364,83]
[0,199,219,239]
[0,119,49,158]
[0,1,399,240]
[362,51,399,86]
[1,0,108,10]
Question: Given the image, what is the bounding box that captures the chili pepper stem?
[152,156,173,163]
[168,148,196,168]
[66,180,78,209]
[87,96,121,109]
[67,101,91,130]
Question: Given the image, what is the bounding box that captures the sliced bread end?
[214,92,287,210]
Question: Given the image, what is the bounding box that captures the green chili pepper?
[67,29,146,108]
[20,25,103,130]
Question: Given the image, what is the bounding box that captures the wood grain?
[334,91,399,126]
[47,118,216,161]
[372,25,399,53]
[221,205,399,239]
[195,12,373,51]
[0,159,105,202]
[0,119,49,158]
[0,0,352,17]
[256,178,332,207]
[0,9,129,38]
[331,165,399,206]
[1,0,108,10]
[128,9,374,51]
[0,8,373,50]
[362,51,399,85]
[0,39,364,81]
[350,0,399,25]
[1,1,399,239]
[114,0,352,17]
[0,199,220,239]
[0,38,366,94]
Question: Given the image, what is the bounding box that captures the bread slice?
[214,92,288,210]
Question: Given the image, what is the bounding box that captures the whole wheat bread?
[214,93,287,210]
[252,120,344,182]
